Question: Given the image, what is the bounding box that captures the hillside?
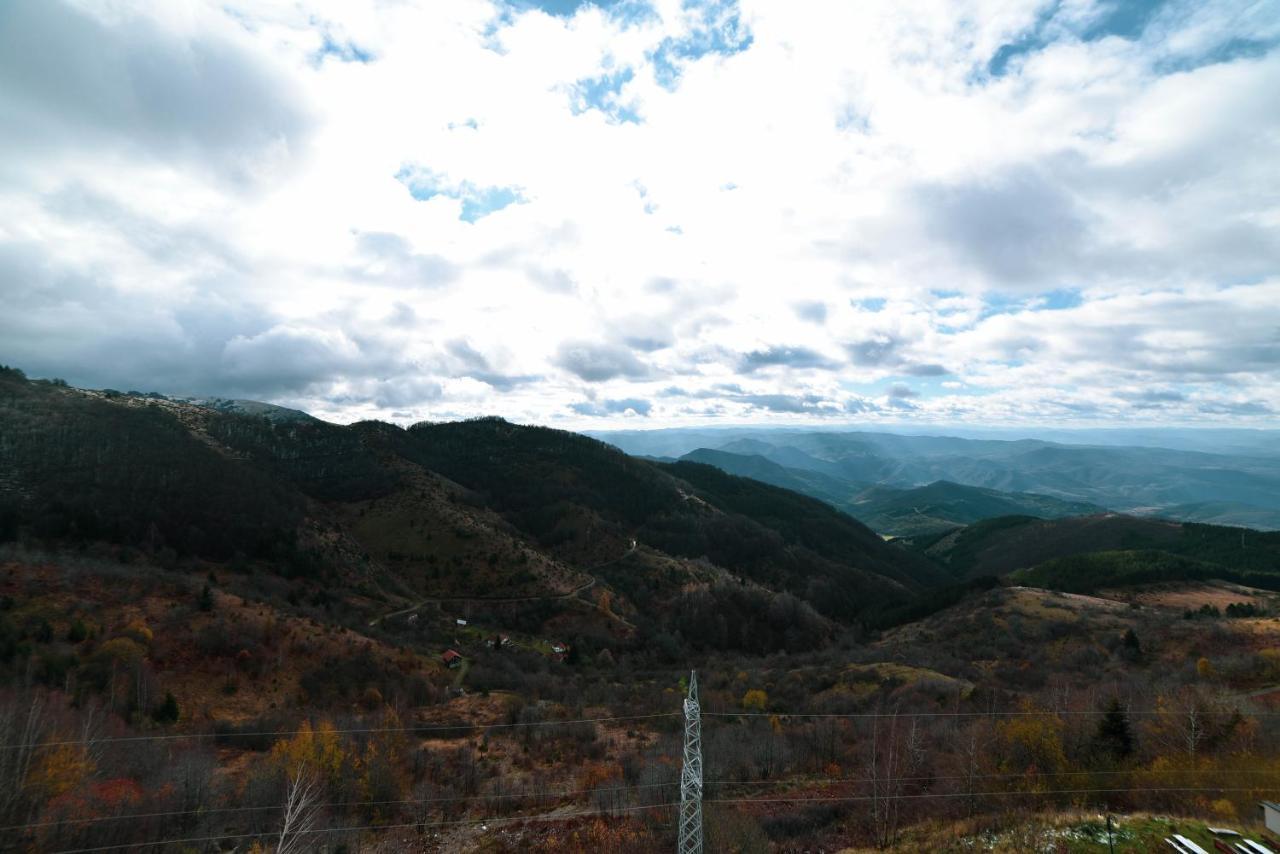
[0,369,941,633]
[913,512,1280,583]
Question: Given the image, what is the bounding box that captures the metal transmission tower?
[678,670,704,854]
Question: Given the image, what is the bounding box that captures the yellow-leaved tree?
[270,720,346,795]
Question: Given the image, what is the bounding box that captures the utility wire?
[4,779,681,831]
[7,703,1266,751]
[13,767,1274,833]
[42,784,1270,853]
[703,709,1263,719]
[45,801,682,854]
[705,785,1268,806]
[0,712,678,751]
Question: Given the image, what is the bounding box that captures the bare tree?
[0,691,45,825]
[276,768,320,854]
[1185,705,1204,761]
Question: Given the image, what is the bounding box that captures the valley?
[2,369,1280,852]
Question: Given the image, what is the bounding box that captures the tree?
[741,689,768,712]
[152,691,179,725]
[66,619,87,643]
[198,584,214,612]
[1091,698,1133,763]
[276,768,320,854]
[1121,628,1143,661]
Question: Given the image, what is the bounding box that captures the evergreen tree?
[153,691,179,724]
[1120,627,1143,662]
[67,618,88,643]
[1092,698,1134,762]
[198,584,214,612]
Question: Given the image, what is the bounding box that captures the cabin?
[1262,801,1280,835]
[441,649,462,669]
[455,618,467,627]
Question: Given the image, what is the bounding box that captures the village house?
[441,649,462,669]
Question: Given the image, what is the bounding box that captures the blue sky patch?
[978,288,1082,319]
[509,0,654,22]
[1156,36,1279,74]
[395,166,527,223]
[648,0,753,90]
[1081,0,1169,42]
[315,33,374,64]
[569,67,641,123]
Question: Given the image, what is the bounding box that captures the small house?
[499,634,512,648]
[550,642,567,654]
[441,649,462,669]
[455,618,467,627]
[1261,801,1280,834]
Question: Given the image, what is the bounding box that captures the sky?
[1,0,1278,428]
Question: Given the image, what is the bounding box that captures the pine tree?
[198,584,213,612]
[67,619,87,643]
[1092,698,1133,762]
[153,691,179,724]
[1121,627,1143,662]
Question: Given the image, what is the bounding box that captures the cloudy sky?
[1,0,1277,427]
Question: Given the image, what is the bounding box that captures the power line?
[705,785,1270,807]
[703,708,1265,719]
[0,711,678,751]
[39,784,1272,853]
[2,779,681,832]
[45,801,682,854]
[9,702,1264,751]
[12,766,1274,833]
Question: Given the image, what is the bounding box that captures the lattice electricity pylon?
[678,670,703,854]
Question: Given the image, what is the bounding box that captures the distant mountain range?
[676,447,1103,536]
[594,427,1280,532]
[5,366,1280,639]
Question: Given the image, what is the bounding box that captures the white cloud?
[0,0,1276,427]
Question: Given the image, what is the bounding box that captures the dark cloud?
[351,232,459,287]
[887,384,918,399]
[220,326,367,395]
[844,398,880,413]
[554,341,651,381]
[442,339,538,390]
[793,301,827,323]
[917,168,1086,286]
[610,314,676,352]
[905,362,949,376]
[739,346,840,373]
[1198,400,1273,416]
[569,397,652,416]
[846,336,901,366]
[0,0,312,184]
[736,393,830,413]
[1117,388,1186,404]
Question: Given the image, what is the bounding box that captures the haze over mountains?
[592,427,1280,533]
